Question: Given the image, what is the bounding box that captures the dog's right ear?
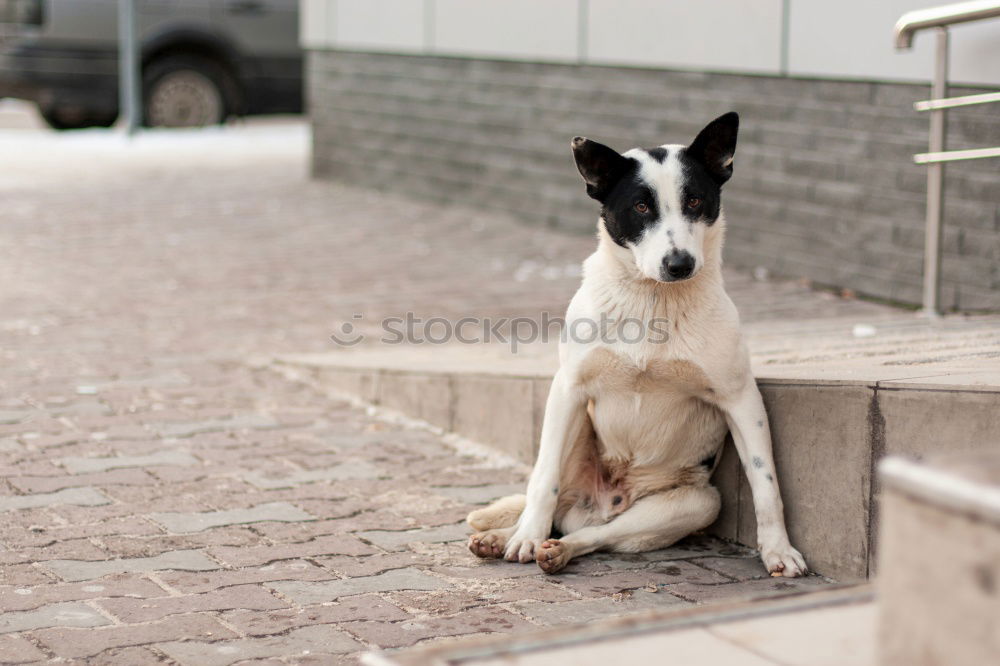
[572,136,628,202]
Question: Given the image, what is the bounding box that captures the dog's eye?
[686,197,702,209]
[634,202,649,213]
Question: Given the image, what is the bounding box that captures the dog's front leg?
[722,378,807,577]
[506,369,587,563]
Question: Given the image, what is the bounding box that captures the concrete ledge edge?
[362,584,872,666]
[879,456,1000,525]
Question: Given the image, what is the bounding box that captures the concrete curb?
[274,357,1000,580]
[878,454,1000,665]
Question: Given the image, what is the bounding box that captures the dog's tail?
[466,494,526,531]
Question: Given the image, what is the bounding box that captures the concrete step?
[878,453,1000,665]
[364,585,876,666]
[273,343,1000,580]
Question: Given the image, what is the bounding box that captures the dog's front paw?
[760,541,808,577]
[468,531,507,559]
[536,539,572,574]
[504,531,547,563]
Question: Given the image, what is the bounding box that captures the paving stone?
[0,487,110,511]
[60,450,199,474]
[381,588,482,615]
[210,535,377,567]
[0,564,57,587]
[100,481,255,510]
[357,523,470,551]
[665,575,831,604]
[158,624,362,665]
[0,633,48,663]
[154,414,279,438]
[271,569,448,604]
[149,502,314,534]
[159,560,335,593]
[0,573,166,612]
[342,606,531,648]
[431,562,563,580]
[514,590,688,625]
[221,594,410,636]
[391,575,580,613]
[2,537,110,565]
[49,502,166,524]
[317,552,430,577]
[7,468,154,493]
[366,485,462,510]
[0,464,56,484]
[98,584,286,623]
[238,502,380,529]
[0,437,23,452]
[0,516,163,549]
[0,459,63,477]
[557,562,732,598]
[431,483,524,505]
[88,646,164,666]
[0,410,32,424]
[242,461,382,489]
[17,432,80,450]
[0,601,111,633]
[690,556,771,581]
[43,549,221,582]
[93,527,261,559]
[33,613,236,659]
[475,578,580,604]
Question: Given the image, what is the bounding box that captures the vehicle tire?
[142,54,238,128]
[38,104,118,131]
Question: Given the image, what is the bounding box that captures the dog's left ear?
[572,136,628,201]
[687,112,739,184]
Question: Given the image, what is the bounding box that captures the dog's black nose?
[662,251,696,281]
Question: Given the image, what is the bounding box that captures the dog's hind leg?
[535,484,721,574]
[467,494,525,531]
[467,494,525,559]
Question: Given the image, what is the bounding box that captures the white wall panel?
[432,0,580,61]
[300,0,331,48]
[300,0,1000,86]
[787,0,1000,86]
[586,0,783,74]
[333,0,426,52]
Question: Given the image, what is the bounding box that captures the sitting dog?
[467,112,807,577]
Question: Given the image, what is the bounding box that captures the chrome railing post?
[118,0,142,136]
[895,1,1000,315]
[922,27,949,317]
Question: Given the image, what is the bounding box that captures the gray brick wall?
[308,51,1000,311]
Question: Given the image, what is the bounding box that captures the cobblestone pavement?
[0,123,843,663]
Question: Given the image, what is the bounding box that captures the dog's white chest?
[575,346,726,464]
[577,347,715,400]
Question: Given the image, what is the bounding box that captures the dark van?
[0,0,301,129]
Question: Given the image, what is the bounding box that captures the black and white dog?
[468,113,807,577]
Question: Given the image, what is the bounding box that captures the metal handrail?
[894,1,1000,48]
[893,1,1000,316]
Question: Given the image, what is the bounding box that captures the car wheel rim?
[147,70,223,127]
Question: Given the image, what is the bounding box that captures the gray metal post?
[922,27,949,316]
[117,0,141,135]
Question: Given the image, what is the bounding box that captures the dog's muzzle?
[661,250,696,282]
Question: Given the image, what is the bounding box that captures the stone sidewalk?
[0,361,829,664]
[0,121,853,663]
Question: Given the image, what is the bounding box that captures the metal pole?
[117,0,141,135]
[922,27,948,316]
